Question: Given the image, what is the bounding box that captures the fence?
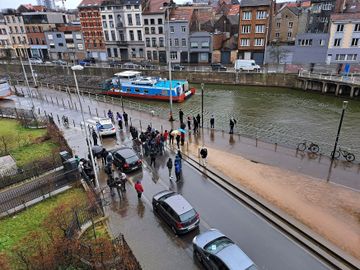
[0,168,80,216]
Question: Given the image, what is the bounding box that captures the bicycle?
[331,148,355,162]
[297,140,320,153]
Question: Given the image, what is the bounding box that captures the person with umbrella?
[178,128,186,146]
[175,134,181,149]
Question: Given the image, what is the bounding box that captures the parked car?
[123,62,141,69]
[29,58,43,64]
[109,60,122,67]
[152,190,200,235]
[140,61,156,69]
[234,59,260,72]
[193,229,258,270]
[173,64,185,71]
[95,118,116,136]
[52,59,67,66]
[111,147,142,172]
[79,59,92,66]
[211,63,227,71]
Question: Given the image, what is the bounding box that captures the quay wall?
[0,64,302,89]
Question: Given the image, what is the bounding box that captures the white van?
[234,59,261,72]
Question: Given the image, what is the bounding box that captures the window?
[256,11,267,19]
[109,20,114,28]
[159,37,164,47]
[20,26,24,33]
[201,41,209,48]
[158,27,163,34]
[147,51,152,60]
[355,24,360,32]
[335,54,346,60]
[126,5,131,9]
[170,26,174,33]
[174,38,179,46]
[255,25,265,33]
[12,37,16,44]
[129,30,134,41]
[320,39,325,46]
[181,26,186,32]
[243,11,251,20]
[254,38,264,46]
[322,3,332,10]
[145,27,149,34]
[77,44,84,50]
[336,24,344,32]
[119,30,125,41]
[104,31,109,41]
[298,39,312,46]
[137,30,142,41]
[107,48,112,57]
[351,38,359,47]
[146,38,150,47]
[182,38,186,47]
[153,51,158,60]
[190,42,198,48]
[170,51,177,60]
[242,25,251,34]
[128,14,133,25]
[102,15,106,19]
[152,37,157,47]
[17,36,21,44]
[135,14,141,25]
[275,32,280,38]
[111,30,116,41]
[49,43,55,48]
[15,26,18,33]
[58,43,64,47]
[333,38,341,47]
[288,22,293,28]
[103,21,107,28]
[287,32,292,37]
[48,34,53,40]
[240,38,250,46]
[113,48,118,57]
[151,27,156,34]
[150,19,155,25]
[169,39,172,46]
[158,18,163,24]
[276,22,280,28]
[144,19,149,25]
[347,54,357,61]
[134,5,139,9]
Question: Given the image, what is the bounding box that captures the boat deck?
[153,80,186,88]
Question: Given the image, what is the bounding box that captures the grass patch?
[0,119,59,166]
[0,188,87,255]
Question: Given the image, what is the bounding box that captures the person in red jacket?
[134,181,144,199]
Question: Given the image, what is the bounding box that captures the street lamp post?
[201,83,204,128]
[327,100,348,181]
[71,65,100,188]
[19,53,35,113]
[166,5,174,121]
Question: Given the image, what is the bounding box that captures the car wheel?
[193,249,202,263]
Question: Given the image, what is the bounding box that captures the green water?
[124,84,360,157]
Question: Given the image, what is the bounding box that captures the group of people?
[139,125,168,166]
[166,151,183,182]
[108,109,129,129]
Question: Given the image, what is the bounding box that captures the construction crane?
[55,0,66,10]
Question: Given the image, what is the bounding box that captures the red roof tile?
[78,0,104,7]
[169,7,194,21]
[227,5,239,15]
[331,12,360,20]
[143,0,169,14]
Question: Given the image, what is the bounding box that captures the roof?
[228,14,239,25]
[240,0,271,7]
[331,12,360,21]
[169,7,194,21]
[78,0,104,8]
[227,4,240,15]
[287,1,311,8]
[164,194,193,215]
[143,0,169,14]
[114,71,141,77]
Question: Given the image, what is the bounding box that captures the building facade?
[189,31,212,63]
[142,0,168,63]
[306,0,336,33]
[327,13,360,64]
[3,10,29,58]
[238,0,272,64]
[0,15,14,59]
[78,0,107,61]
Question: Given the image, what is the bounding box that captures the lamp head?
[342,100,348,110]
[71,65,84,71]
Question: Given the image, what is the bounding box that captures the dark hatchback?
[211,63,227,71]
[152,190,200,235]
[111,147,142,172]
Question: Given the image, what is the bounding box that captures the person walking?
[163,130,169,145]
[92,128,98,146]
[166,157,173,179]
[134,181,144,199]
[174,159,182,182]
[196,114,201,128]
[169,129,174,145]
[229,117,237,134]
[180,132,185,146]
[193,117,198,134]
[116,112,123,130]
[101,148,108,166]
[176,134,181,149]
[106,152,114,165]
[108,109,114,122]
[150,149,156,167]
[179,109,184,124]
[210,115,215,129]
[187,116,191,131]
[123,111,129,126]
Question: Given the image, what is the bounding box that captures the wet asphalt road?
[1,91,332,270]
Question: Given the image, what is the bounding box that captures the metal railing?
[299,70,360,85]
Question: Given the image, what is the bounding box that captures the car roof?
[164,194,193,215]
[153,190,175,201]
[194,229,225,248]
[113,147,137,158]
[98,118,112,124]
[217,244,255,270]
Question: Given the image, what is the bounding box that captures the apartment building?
[23,12,65,59]
[238,0,272,64]
[3,10,29,58]
[78,0,107,61]
[142,0,168,63]
[0,14,14,58]
[306,0,337,33]
[327,12,360,64]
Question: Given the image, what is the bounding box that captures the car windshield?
[100,123,113,129]
[204,237,233,254]
[125,155,138,164]
[246,265,258,270]
[179,209,196,222]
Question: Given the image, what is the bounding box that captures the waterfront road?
[0,92,333,270]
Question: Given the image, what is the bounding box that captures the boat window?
[127,88,131,92]
[161,89,167,96]
[144,89,149,93]
[135,88,140,92]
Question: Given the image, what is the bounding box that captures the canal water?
[123,84,360,158]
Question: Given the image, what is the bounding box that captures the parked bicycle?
[297,140,320,153]
[331,148,355,162]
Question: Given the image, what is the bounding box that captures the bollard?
[255,138,258,147]
[88,105,91,115]
[56,97,59,106]
[96,108,99,117]
[111,97,114,104]
[38,108,40,114]
[88,92,91,101]
[50,96,54,104]
[103,96,106,102]
[62,98,65,108]
[130,117,132,126]
[161,125,163,133]
[95,94,98,101]
[139,120,142,131]
[57,114,60,123]
[80,122,83,129]
[274,143,277,152]
[318,153,322,163]
[59,85,61,91]
[73,119,75,127]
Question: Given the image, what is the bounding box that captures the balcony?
[116,40,128,46]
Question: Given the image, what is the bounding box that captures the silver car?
[193,229,258,270]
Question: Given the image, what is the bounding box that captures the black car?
[211,63,227,71]
[152,190,200,235]
[111,147,142,172]
[173,64,185,71]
